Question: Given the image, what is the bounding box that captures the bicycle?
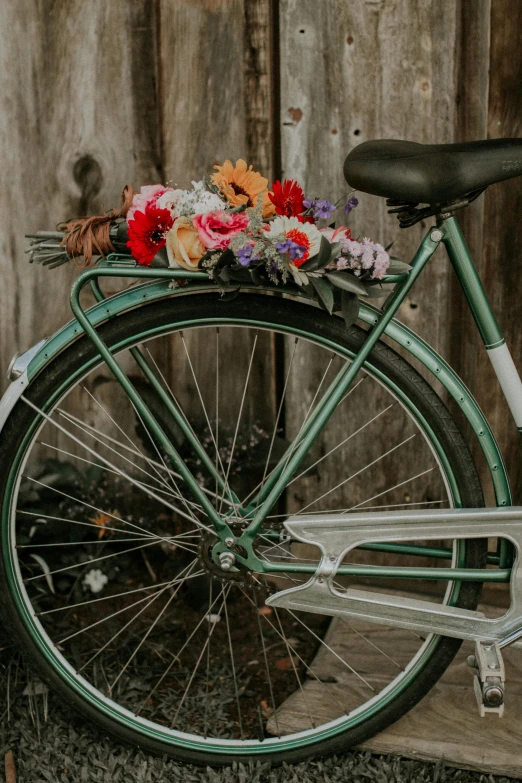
[1,137,522,765]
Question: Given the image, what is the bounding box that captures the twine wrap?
[58,185,134,264]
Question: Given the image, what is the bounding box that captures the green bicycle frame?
[63,215,516,582]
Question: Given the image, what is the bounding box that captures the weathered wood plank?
[0,1,161,383]
[0,0,163,458]
[449,0,492,500]
[280,0,462,523]
[479,0,522,503]
[159,0,278,459]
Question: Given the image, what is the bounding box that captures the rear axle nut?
[219,551,236,571]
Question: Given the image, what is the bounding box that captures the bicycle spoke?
[19,484,197,562]
[243,358,359,509]
[348,466,437,510]
[288,402,397,486]
[204,578,213,738]
[139,586,227,715]
[340,621,403,671]
[37,439,200,506]
[131,400,205,527]
[143,346,200,436]
[22,397,213,533]
[223,587,244,738]
[109,574,189,693]
[273,607,315,729]
[56,407,233,508]
[170,585,229,729]
[253,590,280,736]
[179,332,237,511]
[286,609,375,691]
[219,331,258,514]
[260,337,299,491]
[297,434,417,513]
[38,578,184,615]
[82,385,175,494]
[17,509,150,539]
[238,587,349,719]
[25,537,197,584]
[75,560,200,661]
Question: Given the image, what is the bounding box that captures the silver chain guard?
[266,507,522,645]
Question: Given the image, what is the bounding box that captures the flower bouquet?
[27,159,409,327]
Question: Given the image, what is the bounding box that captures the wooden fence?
[0,0,521,501]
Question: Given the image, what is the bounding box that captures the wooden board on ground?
[268,602,522,779]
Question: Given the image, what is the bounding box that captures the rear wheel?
[0,292,485,764]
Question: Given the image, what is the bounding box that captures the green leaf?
[228,266,253,282]
[299,235,332,272]
[249,266,263,285]
[310,276,334,314]
[219,286,241,301]
[386,259,411,274]
[341,290,359,328]
[218,266,231,283]
[365,285,392,298]
[216,248,235,268]
[329,242,342,261]
[325,271,368,296]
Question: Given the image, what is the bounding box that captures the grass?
[0,634,517,783]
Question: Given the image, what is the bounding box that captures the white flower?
[176,181,227,217]
[265,216,322,263]
[345,239,363,257]
[156,188,186,216]
[83,568,108,594]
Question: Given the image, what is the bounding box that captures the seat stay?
[239,227,442,541]
[442,217,522,430]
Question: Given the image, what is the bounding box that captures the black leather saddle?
[344,139,522,205]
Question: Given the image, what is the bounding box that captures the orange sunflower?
[211,159,275,218]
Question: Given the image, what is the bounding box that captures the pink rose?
[128,185,168,222]
[193,209,249,250]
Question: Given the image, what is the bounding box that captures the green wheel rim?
[2,307,475,757]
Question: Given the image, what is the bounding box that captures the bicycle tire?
[0,292,486,764]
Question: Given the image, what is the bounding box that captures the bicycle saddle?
[344,138,522,205]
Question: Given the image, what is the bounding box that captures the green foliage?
[200,238,411,330]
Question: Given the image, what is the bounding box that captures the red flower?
[126,206,174,265]
[269,179,308,220]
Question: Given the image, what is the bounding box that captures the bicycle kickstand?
[467,641,505,717]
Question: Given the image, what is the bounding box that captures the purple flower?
[236,245,257,266]
[314,199,336,219]
[344,195,359,214]
[303,198,336,220]
[275,239,307,261]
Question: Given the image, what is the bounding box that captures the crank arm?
[266,506,522,644]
